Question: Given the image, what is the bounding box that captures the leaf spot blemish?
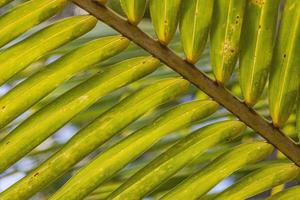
[251,0,264,6]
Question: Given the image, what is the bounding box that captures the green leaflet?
[107,120,246,200]
[270,184,285,196]
[0,0,67,47]
[0,0,13,7]
[269,0,300,127]
[297,92,300,142]
[210,0,246,84]
[0,36,129,129]
[215,163,300,200]
[239,0,280,106]
[179,0,213,64]
[88,176,188,200]
[0,57,159,173]
[0,78,189,200]
[120,0,147,25]
[49,100,219,200]
[149,0,181,45]
[0,15,97,86]
[268,185,300,200]
[86,193,111,200]
[161,142,274,199]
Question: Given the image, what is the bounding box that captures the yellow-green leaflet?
[107,121,245,200]
[149,0,181,45]
[215,163,300,200]
[210,0,246,84]
[239,0,280,106]
[0,0,12,7]
[268,185,300,200]
[120,0,147,25]
[0,36,129,129]
[269,0,300,127]
[0,15,97,86]
[0,57,159,173]
[0,0,67,47]
[297,92,300,142]
[49,100,219,200]
[179,0,213,64]
[0,77,190,200]
[161,142,274,199]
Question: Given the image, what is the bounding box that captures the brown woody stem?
[72,0,300,167]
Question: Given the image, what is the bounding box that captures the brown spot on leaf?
[251,0,265,6]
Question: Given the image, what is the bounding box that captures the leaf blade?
[269,0,300,127]
[49,100,219,200]
[268,185,300,200]
[149,0,181,45]
[0,56,159,172]
[210,0,246,84]
[179,0,214,64]
[215,163,300,200]
[239,0,280,105]
[107,120,246,200]
[0,0,67,47]
[161,142,274,199]
[0,77,191,200]
[0,15,97,86]
[0,35,129,128]
[120,0,147,25]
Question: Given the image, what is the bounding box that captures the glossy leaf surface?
[239,0,280,105]
[269,0,300,127]
[50,100,219,200]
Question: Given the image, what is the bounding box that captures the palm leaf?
[0,0,299,199]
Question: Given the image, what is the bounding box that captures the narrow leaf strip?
[215,163,300,200]
[0,15,97,86]
[271,184,285,196]
[297,92,300,142]
[108,120,246,200]
[0,0,13,7]
[269,0,300,127]
[239,0,280,105]
[0,57,159,173]
[0,77,189,200]
[210,0,246,84]
[161,142,274,199]
[179,0,214,64]
[49,100,219,200]
[0,36,129,129]
[0,0,67,47]
[149,0,181,45]
[268,185,300,200]
[120,0,147,25]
